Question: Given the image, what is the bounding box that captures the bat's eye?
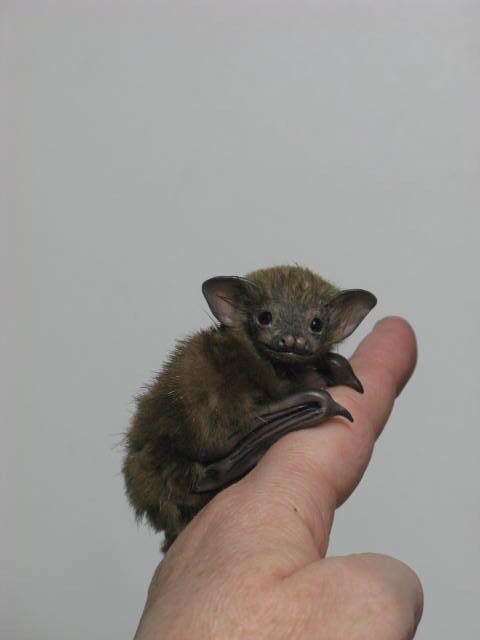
[310,317,323,333]
[257,311,273,326]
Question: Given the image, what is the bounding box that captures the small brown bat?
[122,265,376,551]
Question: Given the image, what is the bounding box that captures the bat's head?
[202,265,376,366]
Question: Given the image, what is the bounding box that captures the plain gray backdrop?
[2,2,479,638]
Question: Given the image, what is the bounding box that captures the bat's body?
[123,266,376,551]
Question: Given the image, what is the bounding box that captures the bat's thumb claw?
[332,402,354,422]
[350,378,364,394]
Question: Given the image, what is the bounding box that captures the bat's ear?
[202,276,253,326]
[327,289,377,342]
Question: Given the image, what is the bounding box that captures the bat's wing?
[194,390,352,493]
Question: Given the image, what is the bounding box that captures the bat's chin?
[259,345,318,365]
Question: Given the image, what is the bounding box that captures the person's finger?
[233,317,417,560]
[286,553,423,639]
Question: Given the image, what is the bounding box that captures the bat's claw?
[332,401,353,422]
[295,390,353,422]
[320,352,364,394]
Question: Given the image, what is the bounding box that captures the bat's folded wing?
[194,390,352,493]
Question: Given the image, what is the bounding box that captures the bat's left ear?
[202,276,253,326]
[327,289,377,342]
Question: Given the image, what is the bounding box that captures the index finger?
[239,316,417,561]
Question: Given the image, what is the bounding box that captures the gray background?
[2,2,479,638]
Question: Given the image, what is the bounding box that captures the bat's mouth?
[261,345,317,364]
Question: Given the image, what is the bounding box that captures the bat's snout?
[278,334,310,355]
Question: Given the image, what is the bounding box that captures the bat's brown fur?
[122,266,370,551]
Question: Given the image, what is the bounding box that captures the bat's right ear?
[202,276,252,326]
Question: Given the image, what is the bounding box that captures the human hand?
[134,317,423,640]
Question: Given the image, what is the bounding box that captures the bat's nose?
[295,336,306,351]
[279,335,309,353]
[280,334,295,349]
[294,336,310,354]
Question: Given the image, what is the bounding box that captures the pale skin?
[134,317,423,640]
